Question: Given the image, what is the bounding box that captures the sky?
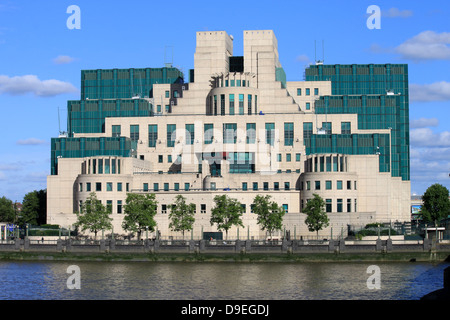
[0,0,449,203]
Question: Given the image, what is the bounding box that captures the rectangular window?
[246,123,256,144]
[165,90,170,98]
[306,102,310,110]
[263,182,269,191]
[274,182,279,191]
[315,181,321,190]
[286,153,291,162]
[248,94,252,115]
[277,154,282,162]
[107,182,113,192]
[164,183,169,191]
[337,180,343,190]
[239,94,244,115]
[229,94,235,115]
[161,204,167,214]
[154,183,159,191]
[201,204,206,214]
[296,153,301,162]
[326,199,332,213]
[157,105,161,113]
[326,156,332,172]
[158,155,163,163]
[185,183,190,191]
[105,159,110,174]
[117,182,122,192]
[117,200,122,214]
[326,180,332,190]
[347,180,352,190]
[220,94,225,116]
[341,122,351,134]
[306,88,310,96]
[242,182,248,191]
[337,199,343,213]
[204,123,214,144]
[112,125,121,137]
[148,124,158,147]
[354,199,357,212]
[79,183,83,192]
[347,199,352,212]
[96,182,102,192]
[265,123,275,146]
[106,200,112,214]
[98,159,103,174]
[297,88,301,96]
[185,124,194,145]
[284,182,290,190]
[223,123,237,144]
[303,122,312,140]
[86,182,91,192]
[143,183,148,192]
[167,124,176,147]
[314,88,319,95]
[253,182,258,191]
[111,159,116,174]
[322,122,332,134]
[284,122,294,146]
[130,125,139,141]
[306,181,310,190]
[282,204,288,213]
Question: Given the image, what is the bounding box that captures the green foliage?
[210,195,244,240]
[169,195,196,239]
[252,195,285,239]
[122,193,158,240]
[421,183,450,224]
[20,191,40,225]
[303,194,329,237]
[0,196,15,223]
[74,192,113,239]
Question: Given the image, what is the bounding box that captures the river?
[0,260,448,301]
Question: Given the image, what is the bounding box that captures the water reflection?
[0,261,447,300]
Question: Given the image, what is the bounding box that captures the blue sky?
[0,0,449,202]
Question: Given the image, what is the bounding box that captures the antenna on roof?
[165,45,173,68]
[315,40,324,65]
[58,107,67,138]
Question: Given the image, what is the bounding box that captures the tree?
[421,183,450,225]
[303,194,329,239]
[20,191,40,225]
[210,194,244,240]
[19,189,47,226]
[122,193,158,240]
[0,196,15,223]
[169,195,196,240]
[252,195,285,240]
[74,192,113,239]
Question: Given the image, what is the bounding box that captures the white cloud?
[395,31,450,62]
[410,128,450,147]
[410,81,450,102]
[16,138,47,146]
[0,74,78,97]
[53,55,76,65]
[410,117,439,128]
[382,8,413,18]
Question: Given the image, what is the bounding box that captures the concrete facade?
[47,30,411,240]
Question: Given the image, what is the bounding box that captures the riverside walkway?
[1,238,449,260]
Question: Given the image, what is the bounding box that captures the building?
[47,30,411,239]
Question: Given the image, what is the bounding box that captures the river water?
[0,260,448,300]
